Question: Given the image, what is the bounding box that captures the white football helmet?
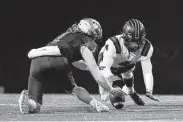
[78,18,102,40]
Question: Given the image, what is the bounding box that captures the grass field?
[0,94,183,121]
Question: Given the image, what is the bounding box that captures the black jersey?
[48,33,98,63]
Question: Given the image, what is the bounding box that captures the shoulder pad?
[109,36,121,54]
[141,38,151,56]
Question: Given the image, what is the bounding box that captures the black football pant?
[111,63,136,88]
[28,56,73,104]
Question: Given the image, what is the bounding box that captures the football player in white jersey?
[98,19,159,105]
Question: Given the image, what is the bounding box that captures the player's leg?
[72,86,109,112]
[121,67,145,106]
[19,57,69,114]
[68,71,109,112]
[19,89,42,114]
[19,57,50,114]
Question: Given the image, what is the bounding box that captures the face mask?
[125,35,141,52]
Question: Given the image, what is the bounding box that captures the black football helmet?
[123,19,146,52]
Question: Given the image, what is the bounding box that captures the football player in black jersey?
[18,18,124,114]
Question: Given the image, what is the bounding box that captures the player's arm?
[80,45,123,96]
[99,40,116,81]
[27,37,73,59]
[80,45,112,91]
[28,46,61,59]
[141,45,159,101]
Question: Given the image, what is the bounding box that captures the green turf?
[0,94,183,121]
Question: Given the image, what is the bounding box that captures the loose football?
[109,87,125,109]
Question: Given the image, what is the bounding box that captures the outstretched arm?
[80,45,113,91]
[141,45,159,101]
[28,46,61,59]
[80,45,124,97]
[141,58,154,94]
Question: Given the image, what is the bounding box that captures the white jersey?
[98,34,155,99]
[98,34,153,77]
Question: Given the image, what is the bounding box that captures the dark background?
[0,0,182,94]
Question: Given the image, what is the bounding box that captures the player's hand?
[146,92,159,102]
[110,87,126,97]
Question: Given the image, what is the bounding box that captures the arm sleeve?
[141,45,154,93]
[140,44,153,61]
[28,46,61,58]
